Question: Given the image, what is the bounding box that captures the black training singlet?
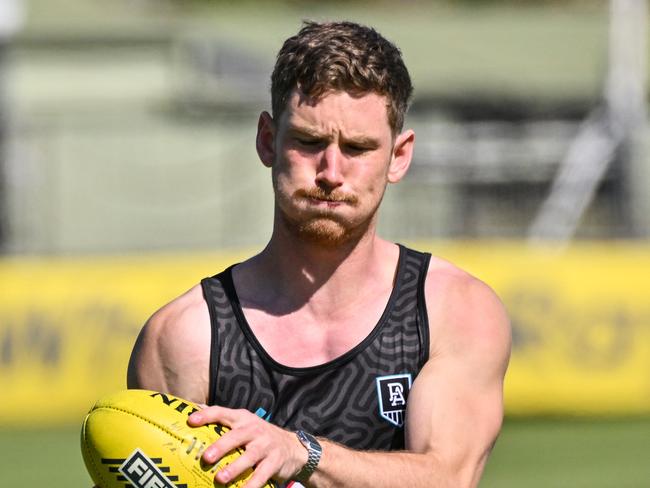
[200,244,431,451]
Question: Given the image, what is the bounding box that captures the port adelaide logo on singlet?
[376,373,412,427]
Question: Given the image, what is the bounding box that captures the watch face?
[297,431,322,452]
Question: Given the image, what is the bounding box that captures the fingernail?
[217,468,230,483]
[188,413,202,424]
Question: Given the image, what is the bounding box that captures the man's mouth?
[307,197,344,208]
[295,188,357,206]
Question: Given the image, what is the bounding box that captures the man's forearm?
[307,439,475,488]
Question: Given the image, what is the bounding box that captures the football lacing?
[185,437,204,459]
[185,436,220,473]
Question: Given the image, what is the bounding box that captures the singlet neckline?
[221,244,409,377]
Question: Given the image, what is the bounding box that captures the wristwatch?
[294,430,322,483]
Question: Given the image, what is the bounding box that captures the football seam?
[85,402,262,487]
[84,402,274,488]
[84,406,200,487]
[92,405,189,443]
[82,414,108,488]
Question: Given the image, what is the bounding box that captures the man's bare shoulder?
[424,255,511,364]
[147,284,209,337]
[127,284,211,403]
[406,255,510,477]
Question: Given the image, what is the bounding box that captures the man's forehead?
[287,87,388,109]
[279,89,392,135]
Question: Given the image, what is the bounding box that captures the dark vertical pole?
[0,0,23,252]
[0,40,8,251]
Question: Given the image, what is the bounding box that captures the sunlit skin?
[230,89,415,369]
[128,88,510,488]
[257,89,414,249]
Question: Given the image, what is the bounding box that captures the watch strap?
[295,430,322,483]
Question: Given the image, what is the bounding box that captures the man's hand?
[188,406,308,487]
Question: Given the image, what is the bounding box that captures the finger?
[214,451,259,485]
[240,458,278,488]
[202,428,250,464]
[188,405,238,427]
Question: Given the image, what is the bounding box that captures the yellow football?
[81,389,276,488]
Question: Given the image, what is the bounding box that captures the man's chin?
[283,216,366,248]
[296,219,351,246]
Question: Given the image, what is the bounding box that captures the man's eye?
[345,144,368,154]
[297,138,320,146]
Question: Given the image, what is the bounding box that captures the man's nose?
[315,145,344,189]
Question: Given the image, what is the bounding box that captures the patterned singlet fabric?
[200,244,431,451]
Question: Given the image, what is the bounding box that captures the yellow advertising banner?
[428,241,650,416]
[0,251,248,427]
[1,242,649,426]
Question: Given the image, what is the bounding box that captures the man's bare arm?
[188,272,510,488]
[126,284,212,405]
[304,274,510,488]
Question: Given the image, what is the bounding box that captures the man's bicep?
[404,281,510,486]
[405,353,505,451]
[404,357,506,488]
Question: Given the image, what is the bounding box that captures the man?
[128,21,510,488]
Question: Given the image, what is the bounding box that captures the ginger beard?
[272,169,387,248]
[266,90,400,248]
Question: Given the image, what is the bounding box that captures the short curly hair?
[271,21,413,134]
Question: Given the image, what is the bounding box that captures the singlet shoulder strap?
[200,265,239,406]
[201,246,432,403]
[398,245,432,368]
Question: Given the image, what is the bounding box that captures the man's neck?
[233,226,399,319]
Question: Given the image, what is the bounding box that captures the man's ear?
[388,129,414,183]
[256,111,276,168]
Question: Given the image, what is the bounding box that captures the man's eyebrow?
[286,125,326,138]
[342,134,380,147]
[286,125,380,147]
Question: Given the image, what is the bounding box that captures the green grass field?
[1,418,648,487]
[482,418,650,487]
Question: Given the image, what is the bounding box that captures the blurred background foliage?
[1,1,649,487]
[5,0,631,254]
